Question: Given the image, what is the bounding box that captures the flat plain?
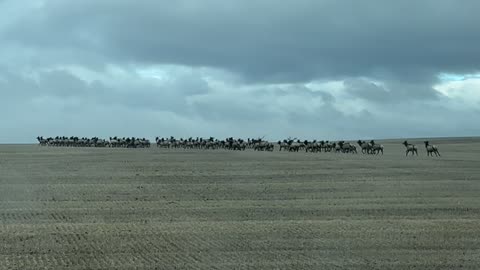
[0,139,479,269]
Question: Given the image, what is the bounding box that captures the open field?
[1,139,480,269]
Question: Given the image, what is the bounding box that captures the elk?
[369,140,384,155]
[357,140,371,154]
[402,141,418,156]
[424,141,441,157]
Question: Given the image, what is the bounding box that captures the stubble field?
[0,139,479,269]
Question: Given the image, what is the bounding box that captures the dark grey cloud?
[38,70,90,98]
[343,77,443,102]
[0,67,210,115]
[5,0,480,83]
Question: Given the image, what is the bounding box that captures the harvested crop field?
[1,139,480,269]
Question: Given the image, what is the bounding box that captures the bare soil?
[0,139,479,269]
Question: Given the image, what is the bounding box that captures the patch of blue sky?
[438,73,480,81]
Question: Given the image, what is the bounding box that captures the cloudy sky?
[1,0,479,143]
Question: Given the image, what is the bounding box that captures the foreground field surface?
[1,140,480,269]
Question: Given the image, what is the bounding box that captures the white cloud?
[434,77,480,110]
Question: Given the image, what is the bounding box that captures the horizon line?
[2,135,479,145]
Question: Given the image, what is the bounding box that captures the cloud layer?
[0,0,479,142]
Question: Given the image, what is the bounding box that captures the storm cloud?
[0,0,479,142]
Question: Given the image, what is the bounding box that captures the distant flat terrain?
[0,139,479,269]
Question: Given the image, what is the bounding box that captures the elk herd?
[36,136,151,148]
[36,136,442,157]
